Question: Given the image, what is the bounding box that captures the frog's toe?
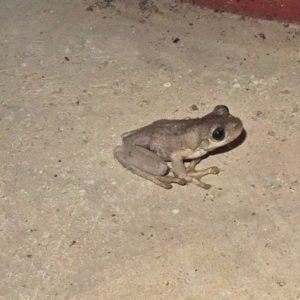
[187,166,220,189]
[192,179,211,190]
[155,176,187,189]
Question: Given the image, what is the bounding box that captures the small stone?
[267,130,276,137]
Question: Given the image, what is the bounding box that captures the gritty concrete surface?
[1,1,300,299]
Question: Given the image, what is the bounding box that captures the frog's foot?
[118,162,186,189]
[187,166,220,189]
[131,167,186,189]
[154,175,187,189]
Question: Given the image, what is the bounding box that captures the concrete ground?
[1,1,300,299]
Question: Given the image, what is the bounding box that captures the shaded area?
[183,0,300,24]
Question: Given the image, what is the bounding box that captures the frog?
[113,105,243,189]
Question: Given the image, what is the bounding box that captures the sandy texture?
[1,1,300,299]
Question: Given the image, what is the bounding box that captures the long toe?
[188,166,220,189]
[155,176,187,188]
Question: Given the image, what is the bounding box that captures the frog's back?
[123,118,204,159]
[124,118,202,142]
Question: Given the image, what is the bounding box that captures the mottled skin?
[114,105,243,189]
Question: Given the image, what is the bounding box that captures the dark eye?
[212,127,225,141]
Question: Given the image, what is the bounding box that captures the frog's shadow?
[202,128,247,159]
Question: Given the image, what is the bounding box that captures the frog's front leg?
[114,145,186,189]
[171,151,219,189]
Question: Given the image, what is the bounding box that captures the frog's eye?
[212,127,225,141]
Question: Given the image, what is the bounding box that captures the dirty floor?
[1,0,300,299]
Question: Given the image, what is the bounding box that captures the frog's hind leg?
[114,146,186,189]
[119,162,186,189]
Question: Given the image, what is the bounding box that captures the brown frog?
[114,105,243,189]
